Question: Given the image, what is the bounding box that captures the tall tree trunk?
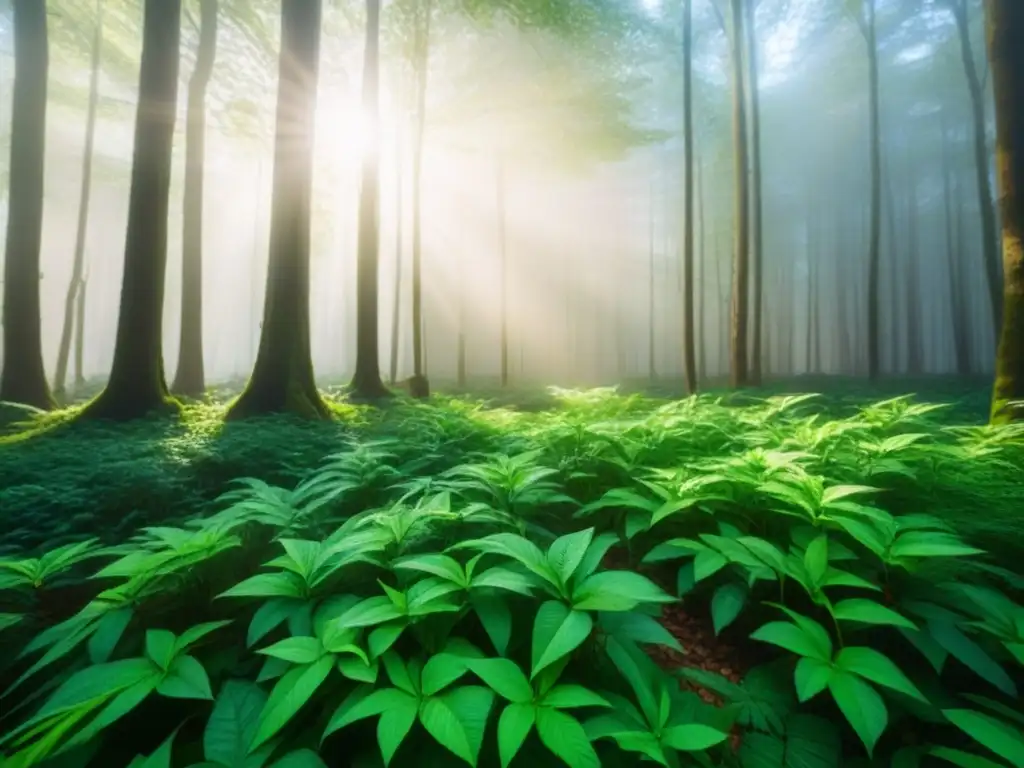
[408,0,432,398]
[0,0,53,409]
[350,0,390,399]
[498,156,509,387]
[728,0,750,388]
[682,0,697,393]
[988,0,1024,422]
[74,275,87,386]
[648,178,656,380]
[226,0,328,420]
[54,0,103,400]
[696,154,706,384]
[172,0,218,398]
[79,0,181,420]
[942,110,972,374]
[745,0,764,385]
[953,0,1002,338]
[863,0,883,379]
[389,131,403,385]
[905,162,924,375]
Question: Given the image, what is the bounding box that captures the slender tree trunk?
[0,0,53,409]
[349,0,390,399]
[498,155,509,387]
[226,0,328,420]
[988,0,1024,422]
[864,0,883,379]
[54,0,103,400]
[905,161,924,375]
[408,0,432,398]
[172,0,218,398]
[745,0,764,385]
[389,131,403,385]
[953,0,1002,338]
[74,276,86,386]
[682,0,697,393]
[79,0,182,420]
[648,178,656,380]
[942,110,972,374]
[728,0,750,388]
[696,155,706,384]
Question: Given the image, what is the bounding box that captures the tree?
[727,0,750,388]
[78,0,182,420]
[988,0,1023,423]
[681,0,696,394]
[949,0,1001,339]
[745,0,764,385]
[0,0,54,410]
[226,0,329,420]
[54,0,103,401]
[172,0,219,398]
[349,0,390,400]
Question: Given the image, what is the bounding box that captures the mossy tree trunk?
[988,0,1024,423]
[727,0,750,388]
[172,0,219,399]
[54,0,103,402]
[349,0,390,400]
[79,0,181,420]
[0,0,54,410]
[227,0,329,420]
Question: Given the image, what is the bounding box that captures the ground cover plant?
[0,383,1022,767]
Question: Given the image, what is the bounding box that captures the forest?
[0,0,1022,766]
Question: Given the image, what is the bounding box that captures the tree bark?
[682,0,697,393]
[498,155,509,387]
[171,0,218,398]
[953,0,1002,338]
[941,110,972,374]
[0,0,53,410]
[987,0,1024,423]
[389,131,403,385]
[864,0,883,379]
[408,0,432,398]
[745,0,764,385]
[728,0,750,388]
[78,0,181,420]
[226,0,329,420]
[349,0,390,400]
[54,0,103,401]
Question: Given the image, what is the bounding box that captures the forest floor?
[0,375,1021,767]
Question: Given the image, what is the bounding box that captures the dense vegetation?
[1,384,1022,767]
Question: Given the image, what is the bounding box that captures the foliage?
[0,385,1022,766]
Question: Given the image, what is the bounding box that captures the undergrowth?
[0,385,1022,767]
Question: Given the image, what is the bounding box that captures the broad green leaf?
[157,655,214,700]
[219,572,305,600]
[251,656,334,750]
[323,686,416,739]
[268,749,328,767]
[942,709,1024,767]
[571,571,675,612]
[419,686,494,766]
[393,554,466,585]
[421,653,471,696]
[598,611,683,651]
[660,723,729,751]
[794,657,833,702]
[471,594,512,655]
[890,532,984,560]
[751,622,831,662]
[382,652,416,695]
[738,714,840,768]
[497,702,535,768]
[803,535,829,587]
[336,596,406,629]
[146,630,177,671]
[928,620,1017,696]
[456,534,559,586]
[827,670,887,755]
[711,582,749,635]
[535,706,600,768]
[377,697,419,766]
[203,680,267,767]
[694,550,729,582]
[128,728,177,767]
[257,637,324,665]
[929,746,1009,768]
[832,599,916,629]
[834,647,926,702]
[531,601,594,677]
[465,658,533,703]
[575,532,620,581]
[35,658,160,720]
[247,598,299,648]
[470,567,537,596]
[542,685,610,709]
[368,624,405,659]
[175,621,232,654]
[337,654,379,684]
[547,529,594,585]
[87,608,133,664]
